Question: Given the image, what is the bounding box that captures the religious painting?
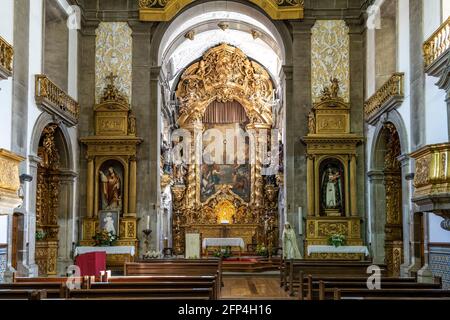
[319,158,345,216]
[98,210,119,236]
[200,164,251,202]
[98,160,123,214]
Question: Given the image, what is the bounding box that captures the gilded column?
[350,154,357,216]
[86,157,94,218]
[306,155,315,216]
[128,156,137,216]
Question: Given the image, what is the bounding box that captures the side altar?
[79,75,143,267]
[302,79,365,260]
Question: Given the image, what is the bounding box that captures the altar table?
[202,238,245,258]
[74,246,135,256]
[307,245,369,256]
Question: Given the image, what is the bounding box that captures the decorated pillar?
[86,157,94,218]
[128,156,137,216]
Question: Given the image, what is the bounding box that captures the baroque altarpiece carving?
[80,75,142,266]
[35,124,61,275]
[171,44,282,254]
[302,79,364,260]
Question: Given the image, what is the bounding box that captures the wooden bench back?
[68,288,213,300]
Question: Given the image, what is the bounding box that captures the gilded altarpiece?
[172,44,281,254]
[302,80,364,260]
[80,76,142,267]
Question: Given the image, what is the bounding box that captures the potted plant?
[255,244,269,257]
[328,233,346,247]
[213,246,232,259]
[92,229,118,246]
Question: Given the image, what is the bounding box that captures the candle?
[146,215,150,229]
[163,237,168,249]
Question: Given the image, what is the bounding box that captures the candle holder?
[142,228,152,255]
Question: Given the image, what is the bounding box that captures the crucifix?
[106,72,118,86]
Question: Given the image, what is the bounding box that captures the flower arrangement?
[328,233,346,247]
[213,246,232,259]
[93,229,118,246]
[144,250,162,259]
[35,230,46,241]
[255,244,269,257]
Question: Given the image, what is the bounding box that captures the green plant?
[35,230,46,241]
[328,233,346,247]
[213,246,232,259]
[92,229,118,246]
[255,244,269,257]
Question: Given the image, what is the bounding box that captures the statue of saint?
[308,111,316,134]
[100,167,122,211]
[103,212,116,235]
[282,223,302,259]
[330,77,340,98]
[128,111,136,135]
[321,167,342,209]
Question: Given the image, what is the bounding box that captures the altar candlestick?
[163,237,168,249]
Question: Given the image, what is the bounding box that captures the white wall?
[0,215,7,243]
[0,0,14,151]
[443,0,450,20]
[428,214,450,243]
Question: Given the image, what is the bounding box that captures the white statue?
[104,212,116,235]
[322,168,341,209]
[282,223,302,259]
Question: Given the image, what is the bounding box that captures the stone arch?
[368,110,409,275]
[28,113,77,276]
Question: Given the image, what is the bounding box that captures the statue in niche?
[320,160,344,216]
[161,140,172,174]
[99,165,122,212]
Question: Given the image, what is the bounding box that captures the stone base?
[417,264,435,283]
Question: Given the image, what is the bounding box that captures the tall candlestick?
[146,215,150,229]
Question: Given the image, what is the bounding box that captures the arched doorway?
[372,122,404,276]
[34,123,72,276]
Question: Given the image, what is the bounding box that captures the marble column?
[128,156,137,216]
[367,170,386,265]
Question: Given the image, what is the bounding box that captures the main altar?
[169,44,282,255]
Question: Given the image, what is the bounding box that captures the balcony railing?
[423,16,450,70]
[364,73,404,125]
[0,36,13,79]
[35,75,79,126]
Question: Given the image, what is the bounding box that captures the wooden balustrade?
[0,36,13,79]
[35,74,79,126]
[424,16,450,69]
[364,73,404,124]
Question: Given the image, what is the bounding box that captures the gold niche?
[302,79,364,260]
[80,74,142,266]
[172,44,279,254]
[138,0,304,22]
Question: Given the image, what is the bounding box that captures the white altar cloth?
[307,245,369,256]
[202,238,245,249]
[74,246,135,256]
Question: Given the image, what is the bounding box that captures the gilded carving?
[176,44,273,127]
[139,0,304,21]
[364,73,404,121]
[0,36,13,77]
[317,222,348,237]
[423,17,450,68]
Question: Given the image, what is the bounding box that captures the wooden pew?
[68,288,213,300]
[318,280,442,300]
[0,282,67,298]
[90,279,218,299]
[333,288,450,300]
[124,260,222,296]
[14,276,89,289]
[0,289,47,300]
[284,260,384,296]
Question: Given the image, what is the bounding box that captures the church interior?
[0,0,449,302]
